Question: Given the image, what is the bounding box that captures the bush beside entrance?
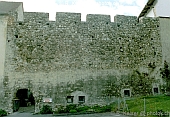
[0,109,7,116]
[53,104,113,114]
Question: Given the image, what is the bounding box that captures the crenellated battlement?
[86,14,111,23]
[56,12,81,23]
[22,12,160,30]
[23,12,140,24]
[24,12,112,23]
[114,15,137,24]
[24,12,49,22]
[9,11,161,73]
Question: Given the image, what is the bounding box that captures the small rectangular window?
[124,90,130,97]
[153,87,159,94]
[67,96,74,103]
[15,35,18,38]
[78,96,85,103]
[19,22,23,25]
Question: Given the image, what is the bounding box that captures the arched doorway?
[13,89,35,112]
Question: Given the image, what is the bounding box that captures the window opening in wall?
[78,96,85,104]
[153,87,159,94]
[66,96,74,103]
[26,58,31,63]
[124,90,130,97]
[19,22,22,25]
[154,51,156,56]
[15,35,18,38]
[120,47,123,52]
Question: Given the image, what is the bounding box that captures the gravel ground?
[7,112,128,117]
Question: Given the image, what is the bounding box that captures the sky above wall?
[2,0,148,21]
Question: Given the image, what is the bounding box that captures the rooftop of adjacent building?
[138,0,156,18]
[0,1,23,14]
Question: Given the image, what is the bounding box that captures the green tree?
[129,70,154,96]
[160,60,170,91]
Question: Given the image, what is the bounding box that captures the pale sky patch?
[1,0,147,21]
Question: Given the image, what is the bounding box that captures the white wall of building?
[16,3,24,21]
[147,0,170,17]
[156,0,170,17]
[0,15,8,108]
[0,15,8,78]
[146,8,155,17]
[159,18,170,63]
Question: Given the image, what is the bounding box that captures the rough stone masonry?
[0,5,166,113]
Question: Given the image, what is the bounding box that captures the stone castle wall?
[3,12,162,112]
[6,12,162,72]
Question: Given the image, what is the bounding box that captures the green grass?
[124,95,170,116]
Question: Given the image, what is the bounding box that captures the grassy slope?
[124,95,170,116]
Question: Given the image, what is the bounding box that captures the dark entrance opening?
[14,89,35,112]
[124,90,130,97]
[153,87,159,94]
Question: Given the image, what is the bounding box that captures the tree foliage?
[40,105,53,114]
[0,109,7,116]
[160,60,170,90]
[129,70,154,96]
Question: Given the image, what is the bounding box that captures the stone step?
[18,105,35,113]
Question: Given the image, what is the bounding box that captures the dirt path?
[7,112,128,117]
